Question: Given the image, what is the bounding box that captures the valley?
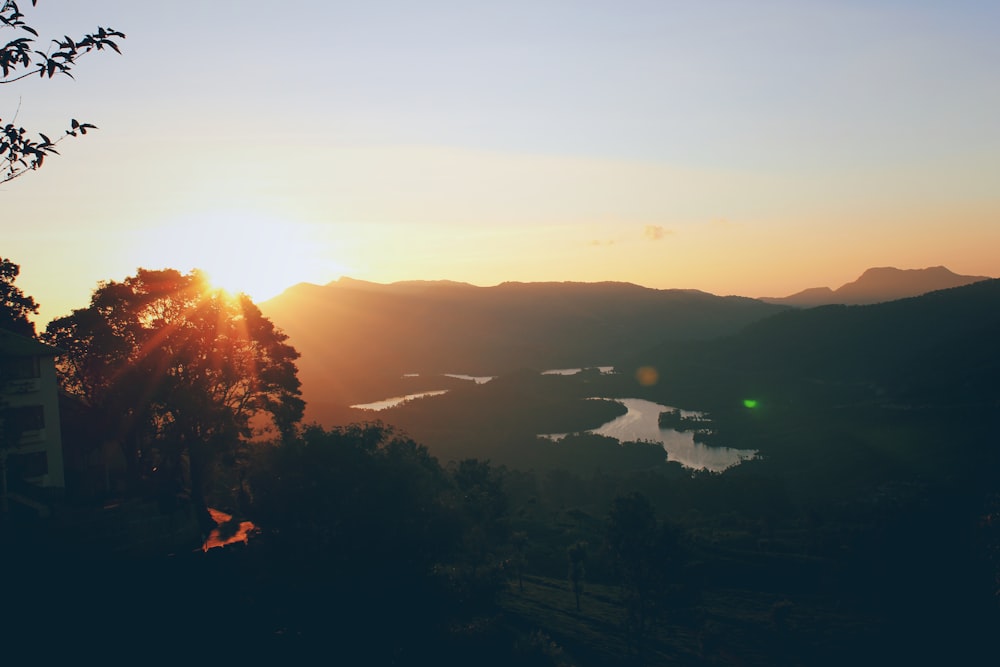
[251,273,1000,663]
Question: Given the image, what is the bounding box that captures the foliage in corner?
[0,256,37,336]
[1,0,124,183]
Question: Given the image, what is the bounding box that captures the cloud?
[643,225,672,240]
[589,239,617,246]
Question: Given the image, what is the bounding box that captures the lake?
[544,397,757,472]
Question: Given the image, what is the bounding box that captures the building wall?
[1,337,65,490]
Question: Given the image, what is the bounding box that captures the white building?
[1,330,65,504]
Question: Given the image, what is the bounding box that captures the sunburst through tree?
[43,268,304,528]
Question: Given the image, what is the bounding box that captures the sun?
[133,210,347,303]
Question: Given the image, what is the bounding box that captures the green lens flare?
[743,399,758,409]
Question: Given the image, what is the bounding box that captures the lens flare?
[636,366,659,387]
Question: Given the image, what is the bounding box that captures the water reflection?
[443,373,495,384]
[350,390,449,411]
[544,398,756,472]
[541,366,615,376]
[401,373,495,384]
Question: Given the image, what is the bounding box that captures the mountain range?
[259,278,784,418]
[259,266,997,423]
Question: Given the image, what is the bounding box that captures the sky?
[3,0,999,326]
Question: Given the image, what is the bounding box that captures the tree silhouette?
[242,423,481,657]
[2,1,124,183]
[42,268,303,528]
[567,540,587,611]
[0,257,36,336]
[606,492,677,659]
[451,458,509,580]
[510,530,528,592]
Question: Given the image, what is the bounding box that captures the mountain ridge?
[259,278,786,422]
[270,265,994,308]
[762,265,991,307]
[631,277,1000,409]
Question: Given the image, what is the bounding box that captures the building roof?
[0,329,60,357]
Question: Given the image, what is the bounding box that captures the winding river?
[546,397,756,472]
[350,370,756,472]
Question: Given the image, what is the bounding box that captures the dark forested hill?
[260,278,785,415]
[630,278,1000,409]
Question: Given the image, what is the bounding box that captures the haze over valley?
[259,265,995,431]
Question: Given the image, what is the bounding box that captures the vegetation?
[2,9,997,659]
[567,540,586,611]
[232,423,511,660]
[42,268,303,528]
[3,269,999,664]
[1,1,124,183]
[0,256,36,336]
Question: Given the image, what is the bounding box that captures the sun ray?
[129,210,347,304]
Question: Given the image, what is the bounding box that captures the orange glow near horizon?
[127,211,349,305]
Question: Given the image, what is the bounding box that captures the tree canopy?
[241,422,513,660]
[2,0,124,183]
[606,492,680,656]
[0,256,37,336]
[42,268,304,521]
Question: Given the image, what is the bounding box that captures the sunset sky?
[3,1,998,325]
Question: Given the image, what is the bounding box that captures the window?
[0,355,40,381]
[5,405,45,431]
[8,451,48,478]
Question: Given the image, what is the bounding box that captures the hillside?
[762,266,991,307]
[259,278,785,419]
[632,278,1000,409]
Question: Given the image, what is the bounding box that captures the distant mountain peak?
[762,266,992,307]
[855,265,954,281]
